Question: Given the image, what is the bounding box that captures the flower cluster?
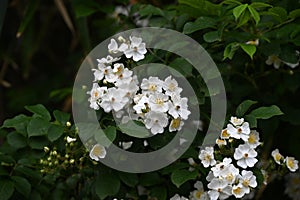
[271,149,299,172]
[87,35,191,160]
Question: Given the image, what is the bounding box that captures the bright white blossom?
[237,170,257,193]
[234,144,258,169]
[170,194,188,200]
[246,130,261,148]
[100,88,129,112]
[285,157,299,172]
[227,122,250,141]
[199,146,217,168]
[163,76,182,96]
[271,149,284,165]
[144,111,168,134]
[168,95,191,120]
[169,118,184,132]
[232,184,248,198]
[66,136,76,143]
[89,144,106,161]
[141,76,163,93]
[189,181,209,200]
[207,178,232,200]
[148,93,169,113]
[216,138,227,147]
[230,116,244,126]
[124,36,147,61]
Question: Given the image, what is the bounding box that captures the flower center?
[237,128,242,133]
[171,118,181,129]
[93,146,103,157]
[94,91,99,98]
[148,84,157,91]
[169,83,175,91]
[111,97,115,102]
[226,173,234,182]
[248,134,256,144]
[195,191,203,198]
[221,130,229,138]
[233,187,241,195]
[275,154,281,161]
[288,159,295,168]
[155,98,164,105]
[244,153,249,158]
[243,180,250,187]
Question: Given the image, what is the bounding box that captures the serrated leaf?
[183,16,216,34]
[1,114,31,136]
[240,43,256,59]
[248,6,260,25]
[171,169,198,188]
[203,31,221,43]
[53,110,70,125]
[7,132,27,149]
[95,172,120,199]
[25,104,51,121]
[233,4,248,20]
[249,105,284,119]
[236,100,258,117]
[12,176,31,198]
[27,117,50,137]
[118,172,138,187]
[0,179,14,200]
[118,121,149,138]
[48,124,65,142]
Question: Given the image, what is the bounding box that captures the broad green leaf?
[1,114,31,136]
[268,7,287,23]
[220,0,242,5]
[0,179,14,200]
[249,105,283,119]
[25,104,51,121]
[237,9,251,27]
[250,2,272,9]
[169,57,193,77]
[253,168,265,187]
[139,4,164,17]
[236,100,258,117]
[48,124,65,142]
[223,42,239,60]
[248,6,260,25]
[233,4,248,20]
[203,31,221,43]
[151,186,167,200]
[140,172,163,186]
[53,110,70,125]
[118,172,138,187]
[95,126,116,147]
[171,169,198,188]
[72,0,107,18]
[0,154,15,165]
[12,176,31,198]
[16,0,39,37]
[289,9,300,19]
[7,132,27,149]
[179,0,221,16]
[245,114,257,128]
[15,165,42,180]
[29,136,49,150]
[27,117,50,137]
[118,121,150,138]
[183,16,216,34]
[95,172,120,199]
[240,43,256,59]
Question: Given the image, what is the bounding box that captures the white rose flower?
[168,95,190,120]
[148,93,169,113]
[144,111,168,135]
[199,146,217,168]
[220,128,230,139]
[97,55,120,65]
[207,178,232,200]
[211,157,233,177]
[141,76,163,94]
[246,130,261,149]
[285,156,299,172]
[230,116,244,126]
[89,144,106,161]
[163,76,182,96]
[237,170,257,194]
[271,149,284,165]
[100,88,129,112]
[124,36,147,61]
[234,144,258,169]
[189,181,209,200]
[232,184,248,198]
[227,122,250,141]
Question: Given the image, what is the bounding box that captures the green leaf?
[25,104,51,121]
[250,2,271,9]
[233,4,248,20]
[248,6,260,25]
[95,126,117,147]
[237,9,251,27]
[0,179,14,200]
[223,42,239,60]
[15,165,42,180]
[289,9,300,19]
[29,136,49,150]
[268,7,287,23]
[7,132,27,149]
[0,154,15,165]
[183,16,216,34]
[244,114,257,128]
[221,0,241,5]
[240,43,256,59]
[118,121,150,138]
[1,114,31,136]
[236,100,258,117]
[140,172,162,186]
[12,176,31,198]
[203,31,221,43]
[178,0,221,16]
[95,172,120,199]
[139,4,164,17]
[169,57,193,77]
[53,110,70,125]
[72,0,105,18]
[171,169,198,188]
[249,105,284,119]
[118,172,138,187]
[16,0,39,38]
[150,186,167,200]
[27,117,50,137]
[48,124,65,142]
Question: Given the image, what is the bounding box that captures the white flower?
[87,84,107,110]
[66,136,76,143]
[124,36,147,61]
[246,130,261,148]
[211,157,233,177]
[163,76,182,96]
[199,146,216,168]
[220,129,230,139]
[271,149,284,165]
[246,39,259,46]
[285,156,299,172]
[119,141,133,150]
[144,111,168,135]
[141,76,163,93]
[207,178,232,200]
[89,144,106,161]
[115,76,139,98]
[237,170,257,193]
[148,93,169,113]
[189,181,209,200]
[170,194,188,200]
[220,164,240,184]
[169,118,184,132]
[108,39,119,54]
[230,116,244,126]
[232,184,248,198]
[133,95,149,114]
[227,122,250,141]
[168,96,190,120]
[266,55,281,69]
[100,88,129,112]
[97,55,120,65]
[216,138,227,147]
[234,144,258,169]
